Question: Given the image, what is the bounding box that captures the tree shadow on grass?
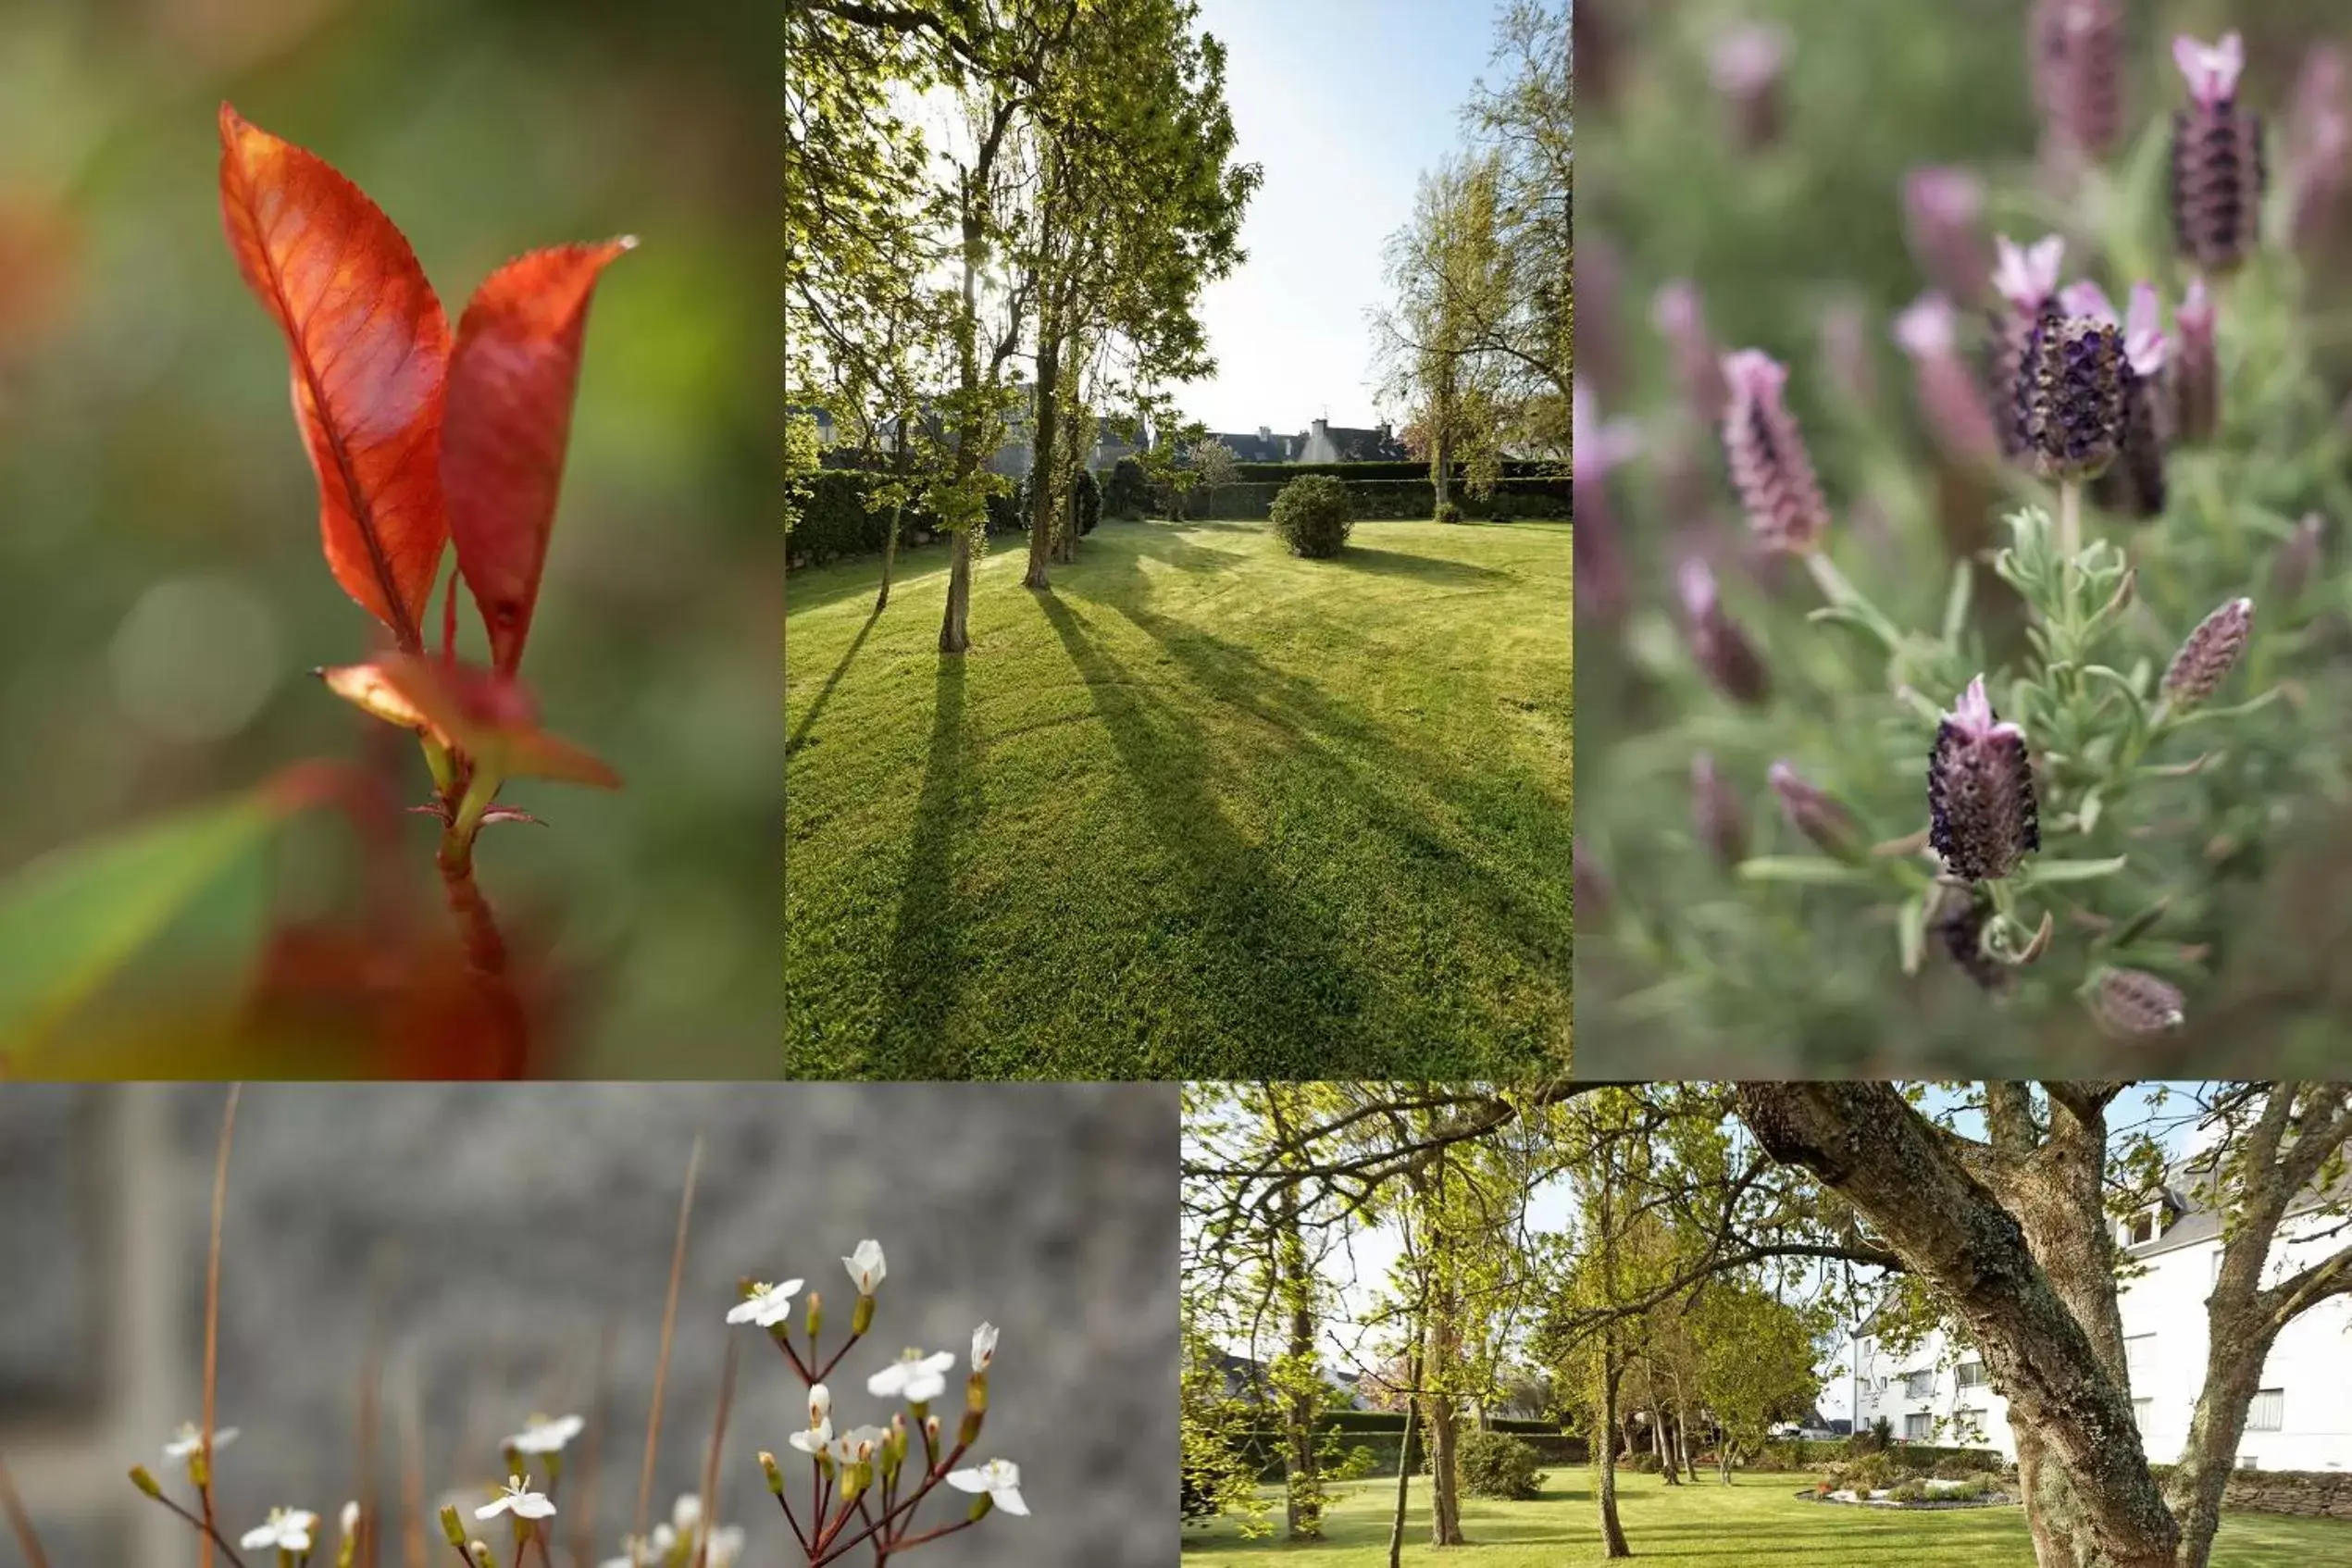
[867,656,977,1076]
[1328,544,1515,588]
[1037,591,1371,1075]
[785,606,879,758]
[787,541,954,615]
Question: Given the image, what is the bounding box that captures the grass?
[1179,1475,2351,1566]
[785,516,1572,1077]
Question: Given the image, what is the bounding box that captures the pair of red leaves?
[217,104,626,785]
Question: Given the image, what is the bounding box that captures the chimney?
[1258,425,1272,443]
[1312,417,1328,437]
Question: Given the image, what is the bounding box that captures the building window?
[1903,1371,1935,1400]
[1903,1413,1933,1441]
[2133,1399,2154,1430]
[2124,1334,2157,1383]
[1956,1361,1988,1389]
[2247,1389,2284,1432]
[2126,1209,2160,1246]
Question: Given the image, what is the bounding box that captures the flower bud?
[2012,311,2126,481]
[1894,292,2002,468]
[2092,968,2186,1034]
[966,1370,989,1414]
[852,1294,876,1337]
[2172,276,2219,442]
[1904,168,1993,304]
[1676,559,1769,707]
[1691,753,1748,869]
[2088,283,2171,518]
[967,1493,996,1524]
[1720,349,1829,553]
[1928,677,2039,882]
[130,1464,162,1499]
[1767,762,1864,861]
[2162,597,2253,707]
[761,1451,783,1497]
[805,1290,823,1341]
[441,1506,467,1549]
[2288,48,2350,249]
[959,1408,985,1448]
[2032,0,2124,166]
[2171,33,2266,272]
[1986,236,2064,461]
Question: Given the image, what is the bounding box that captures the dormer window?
[2122,1204,2165,1247]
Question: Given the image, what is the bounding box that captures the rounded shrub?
[1074,467,1102,535]
[1270,473,1354,558]
[1459,1431,1548,1500]
[1434,498,1464,524]
[1103,455,1152,518]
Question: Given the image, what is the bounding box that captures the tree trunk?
[939,532,973,653]
[1278,1183,1322,1540]
[2166,1321,2275,1568]
[1736,1083,2183,1568]
[1434,398,1455,510]
[940,168,987,657]
[1425,1320,1464,1544]
[1652,1400,1678,1485]
[1388,1347,1423,1568]
[1596,1353,1630,1558]
[1023,314,1064,591]
[876,413,909,614]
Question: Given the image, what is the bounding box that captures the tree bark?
[1736,1082,2182,1568]
[1388,1347,1422,1568]
[1651,1397,1678,1485]
[1277,1181,1322,1540]
[876,412,909,614]
[1425,1292,1465,1543]
[1023,311,1063,591]
[1596,1353,1630,1558]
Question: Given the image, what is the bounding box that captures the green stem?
[2058,481,2082,560]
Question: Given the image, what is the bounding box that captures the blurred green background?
[0,0,778,1073]
[1575,0,2352,1075]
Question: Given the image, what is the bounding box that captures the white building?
[1829,1171,2352,1472]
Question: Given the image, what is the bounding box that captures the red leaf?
[218,103,450,650]
[442,238,634,672]
[319,655,622,790]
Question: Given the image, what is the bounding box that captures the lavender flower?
[2288,47,2350,249]
[2161,597,2253,707]
[2171,33,2267,272]
[2011,307,2127,481]
[1691,752,1748,869]
[1987,235,2065,460]
[1927,676,2039,882]
[1656,280,1728,426]
[1767,761,1863,861]
[1573,383,1640,623]
[1710,24,1789,151]
[1903,168,1994,303]
[2076,282,2171,517]
[2173,276,2219,442]
[1720,349,1829,553]
[1676,558,1770,707]
[1895,292,2003,467]
[2031,0,2125,165]
[2091,967,2185,1035]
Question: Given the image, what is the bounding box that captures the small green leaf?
[0,791,293,1052]
[2021,855,2130,885]
[1736,857,1879,887]
[1897,893,1928,977]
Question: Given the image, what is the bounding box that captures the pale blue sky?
[1179,0,1502,437]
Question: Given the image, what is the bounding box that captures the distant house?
[1214,1350,1370,1412]
[1199,418,1409,466]
[989,383,1151,477]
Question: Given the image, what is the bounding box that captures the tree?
[1735,1081,2352,1568]
[1374,155,1512,507]
[1191,436,1239,494]
[1462,0,1571,460]
[1688,1281,1831,1483]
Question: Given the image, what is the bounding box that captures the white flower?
[843,1239,886,1295]
[670,1494,703,1534]
[970,1323,999,1374]
[705,1524,745,1566]
[787,1418,835,1456]
[241,1508,320,1553]
[504,1413,585,1454]
[340,1501,360,1537]
[598,1534,655,1568]
[725,1279,803,1327]
[165,1422,239,1465]
[829,1425,890,1466]
[808,1383,832,1426]
[868,1349,957,1404]
[477,1475,556,1522]
[946,1459,1029,1517]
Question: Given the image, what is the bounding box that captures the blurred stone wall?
[0,1083,1177,1567]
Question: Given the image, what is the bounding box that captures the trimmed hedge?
[1230,1415,1583,1481]
[1227,459,1568,483]
[1188,477,1571,523]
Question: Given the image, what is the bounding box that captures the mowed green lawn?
[785,517,1572,1077]
[1180,1476,2348,1566]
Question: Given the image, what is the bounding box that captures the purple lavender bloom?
[1927,676,2039,882]
[2011,309,2127,481]
[1709,23,1789,150]
[1895,292,2002,467]
[2288,47,2350,249]
[2089,282,2172,517]
[1719,349,1830,554]
[1656,280,1728,426]
[1987,236,2065,460]
[2173,276,2219,442]
[1676,557,1770,707]
[1691,752,1748,868]
[2161,597,2254,706]
[1903,168,1994,303]
[2092,967,2186,1035]
[1933,886,2010,992]
[2032,0,2125,165]
[1767,761,1863,861]
[2171,32,2267,271]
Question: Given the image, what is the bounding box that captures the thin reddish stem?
[637,1140,703,1549]
[0,1457,47,1568]
[202,1085,241,1568]
[436,824,528,1076]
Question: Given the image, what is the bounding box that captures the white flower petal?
[945,1467,989,1495]
[993,1484,1030,1517]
